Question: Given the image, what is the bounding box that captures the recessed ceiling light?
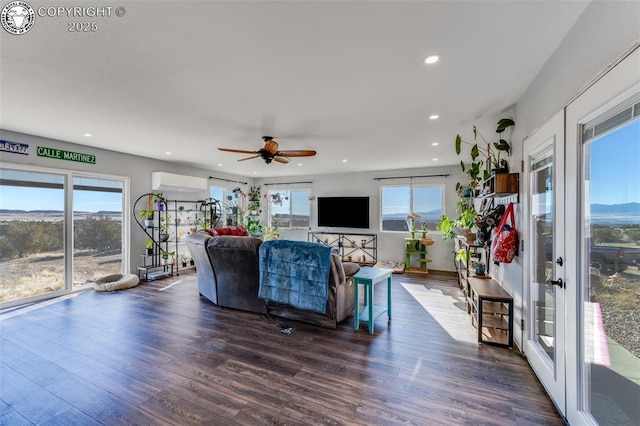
[297,163,303,166]
[431,142,439,146]
[423,55,440,64]
[83,133,92,137]
[429,114,439,120]
[217,163,223,167]
[342,159,348,163]
[253,171,257,174]
[432,158,438,161]
[165,151,171,155]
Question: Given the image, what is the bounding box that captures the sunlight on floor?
[401,281,476,343]
[0,293,80,321]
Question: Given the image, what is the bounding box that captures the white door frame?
[523,110,566,415]
[565,47,640,425]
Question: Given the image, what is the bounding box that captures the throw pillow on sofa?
[215,226,249,236]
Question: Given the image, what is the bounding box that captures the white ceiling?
[0,1,590,178]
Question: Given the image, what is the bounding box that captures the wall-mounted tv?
[317,196,369,229]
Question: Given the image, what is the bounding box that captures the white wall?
[0,129,466,274]
[500,0,640,349]
[0,129,249,274]
[256,164,466,272]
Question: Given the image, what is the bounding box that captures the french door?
[524,110,566,414]
[565,47,640,425]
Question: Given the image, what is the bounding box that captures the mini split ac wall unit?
[151,172,208,192]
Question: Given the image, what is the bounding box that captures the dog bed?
[93,273,140,292]
[374,261,406,274]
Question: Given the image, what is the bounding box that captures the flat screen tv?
[317,196,369,229]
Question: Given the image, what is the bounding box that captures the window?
[580,94,639,424]
[381,184,443,232]
[210,184,244,227]
[268,189,311,229]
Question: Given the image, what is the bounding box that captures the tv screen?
[317,196,369,229]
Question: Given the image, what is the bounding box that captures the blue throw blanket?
[258,240,334,313]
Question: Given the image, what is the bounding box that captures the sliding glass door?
[0,169,67,304]
[72,176,125,287]
[0,165,127,308]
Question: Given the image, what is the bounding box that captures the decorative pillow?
[215,226,248,236]
[204,228,218,236]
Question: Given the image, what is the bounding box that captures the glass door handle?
[549,278,564,288]
[555,256,563,266]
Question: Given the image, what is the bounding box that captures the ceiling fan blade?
[277,150,316,157]
[237,155,260,162]
[218,147,259,154]
[273,156,290,164]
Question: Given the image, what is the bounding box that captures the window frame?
[379,183,445,233]
[266,188,311,230]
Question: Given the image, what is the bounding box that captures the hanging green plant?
[455,118,515,189]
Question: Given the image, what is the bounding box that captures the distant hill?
[383,208,441,220]
[590,202,640,215]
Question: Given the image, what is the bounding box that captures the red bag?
[491,203,518,263]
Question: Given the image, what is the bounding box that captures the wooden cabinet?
[308,232,377,266]
[481,172,519,196]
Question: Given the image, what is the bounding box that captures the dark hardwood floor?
[0,271,563,425]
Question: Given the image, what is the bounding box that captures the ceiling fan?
[218,136,316,164]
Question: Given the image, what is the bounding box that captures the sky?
[588,119,640,205]
[1,119,638,212]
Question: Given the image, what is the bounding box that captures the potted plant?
[159,217,170,241]
[246,217,262,237]
[189,256,195,266]
[455,248,467,265]
[437,199,478,241]
[455,118,515,191]
[262,225,279,241]
[474,262,486,276]
[153,192,165,211]
[248,186,261,201]
[160,251,175,265]
[270,192,283,206]
[179,253,188,267]
[140,209,154,228]
[248,201,260,216]
[145,238,154,255]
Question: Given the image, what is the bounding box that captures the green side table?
[353,266,393,334]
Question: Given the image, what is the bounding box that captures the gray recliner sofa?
[185,232,359,328]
